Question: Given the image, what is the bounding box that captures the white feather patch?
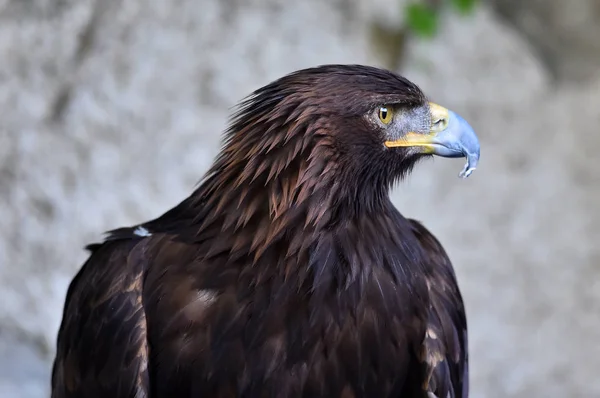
[133,226,151,237]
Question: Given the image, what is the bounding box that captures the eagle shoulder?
[51,238,151,398]
[408,219,469,398]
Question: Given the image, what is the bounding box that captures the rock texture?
[1,1,599,397]
[489,0,600,83]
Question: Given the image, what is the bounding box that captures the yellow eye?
[378,106,393,125]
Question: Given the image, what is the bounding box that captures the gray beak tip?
[449,111,480,178]
[459,164,476,179]
[458,150,480,179]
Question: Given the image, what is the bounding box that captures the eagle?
[51,64,480,398]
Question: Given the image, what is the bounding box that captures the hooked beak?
[384,102,481,178]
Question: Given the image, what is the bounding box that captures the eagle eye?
[378,106,393,125]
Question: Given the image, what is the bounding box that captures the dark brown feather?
[409,219,469,398]
[52,238,150,398]
[52,64,468,398]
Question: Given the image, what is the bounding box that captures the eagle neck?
[157,113,422,293]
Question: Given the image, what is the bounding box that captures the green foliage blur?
[405,0,478,38]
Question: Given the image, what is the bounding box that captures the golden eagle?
[51,64,480,398]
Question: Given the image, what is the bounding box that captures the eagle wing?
[409,219,469,398]
[51,238,150,398]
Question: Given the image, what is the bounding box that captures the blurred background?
[1,0,599,397]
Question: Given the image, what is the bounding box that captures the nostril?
[433,118,447,128]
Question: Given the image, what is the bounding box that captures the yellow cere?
[428,102,449,131]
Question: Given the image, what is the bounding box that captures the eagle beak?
[384,102,480,178]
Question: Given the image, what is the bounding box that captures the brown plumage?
[51,64,479,398]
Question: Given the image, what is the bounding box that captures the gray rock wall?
[489,0,600,83]
[1,1,598,397]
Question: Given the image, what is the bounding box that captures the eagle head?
[201,64,480,226]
